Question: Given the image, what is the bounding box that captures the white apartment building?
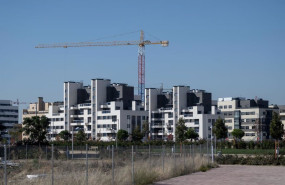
[145,86,220,141]
[278,105,285,135]
[218,97,278,141]
[0,100,18,140]
[46,102,65,140]
[64,79,148,141]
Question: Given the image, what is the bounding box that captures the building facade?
[278,105,285,136]
[0,100,18,140]
[64,79,148,141]
[145,86,220,141]
[218,97,278,141]
[22,97,64,141]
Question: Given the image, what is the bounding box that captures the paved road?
[154,165,285,185]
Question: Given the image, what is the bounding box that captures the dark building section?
[187,90,212,113]
[157,95,169,109]
[107,84,134,110]
[77,87,90,104]
[239,99,269,109]
[107,86,119,102]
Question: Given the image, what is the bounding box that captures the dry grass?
[1,153,215,185]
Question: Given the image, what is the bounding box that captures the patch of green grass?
[220,148,284,155]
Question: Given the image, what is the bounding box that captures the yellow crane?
[36,30,169,102]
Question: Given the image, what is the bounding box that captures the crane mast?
[36,30,169,103]
[138,30,146,102]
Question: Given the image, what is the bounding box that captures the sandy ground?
[154,165,285,185]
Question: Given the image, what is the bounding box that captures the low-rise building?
[22,97,64,141]
[0,100,18,140]
[218,97,278,141]
[278,105,285,137]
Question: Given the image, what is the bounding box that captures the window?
[229,105,232,108]
[224,105,227,109]
[208,119,211,123]
[218,106,223,109]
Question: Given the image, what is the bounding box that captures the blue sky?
[1,0,285,110]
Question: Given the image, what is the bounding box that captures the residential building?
[145,86,220,141]
[64,79,148,141]
[218,97,278,141]
[278,105,285,135]
[22,97,64,141]
[22,97,50,120]
[0,100,18,140]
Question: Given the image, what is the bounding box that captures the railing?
[79,103,91,107]
[102,110,111,114]
[72,120,84,123]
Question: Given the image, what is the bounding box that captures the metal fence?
[0,142,213,185]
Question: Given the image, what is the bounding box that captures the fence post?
[72,128,74,159]
[4,145,7,185]
[86,144,88,185]
[46,145,48,160]
[207,139,209,165]
[66,146,69,160]
[52,144,54,185]
[183,144,185,172]
[26,144,28,161]
[8,144,10,160]
[149,144,151,168]
[132,145,134,185]
[112,145,114,185]
[192,144,194,166]
[173,144,176,170]
[162,145,165,173]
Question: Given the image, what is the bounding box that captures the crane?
[35,30,169,102]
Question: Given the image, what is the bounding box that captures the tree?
[175,118,187,142]
[270,112,284,140]
[76,130,87,144]
[117,129,129,141]
[142,121,150,140]
[9,124,22,144]
[132,126,143,142]
[186,128,199,141]
[59,130,71,141]
[22,116,49,145]
[232,129,244,140]
[213,118,228,140]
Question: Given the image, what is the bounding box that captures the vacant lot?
[155,165,285,185]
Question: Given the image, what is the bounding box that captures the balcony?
[102,110,111,114]
[151,123,163,128]
[159,107,173,111]
[71,120,84,125]
[79,103,91,108]
[70,105,78,110]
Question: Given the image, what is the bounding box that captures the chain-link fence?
[0,142,213,185]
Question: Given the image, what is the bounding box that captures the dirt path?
[154,165,285,185]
